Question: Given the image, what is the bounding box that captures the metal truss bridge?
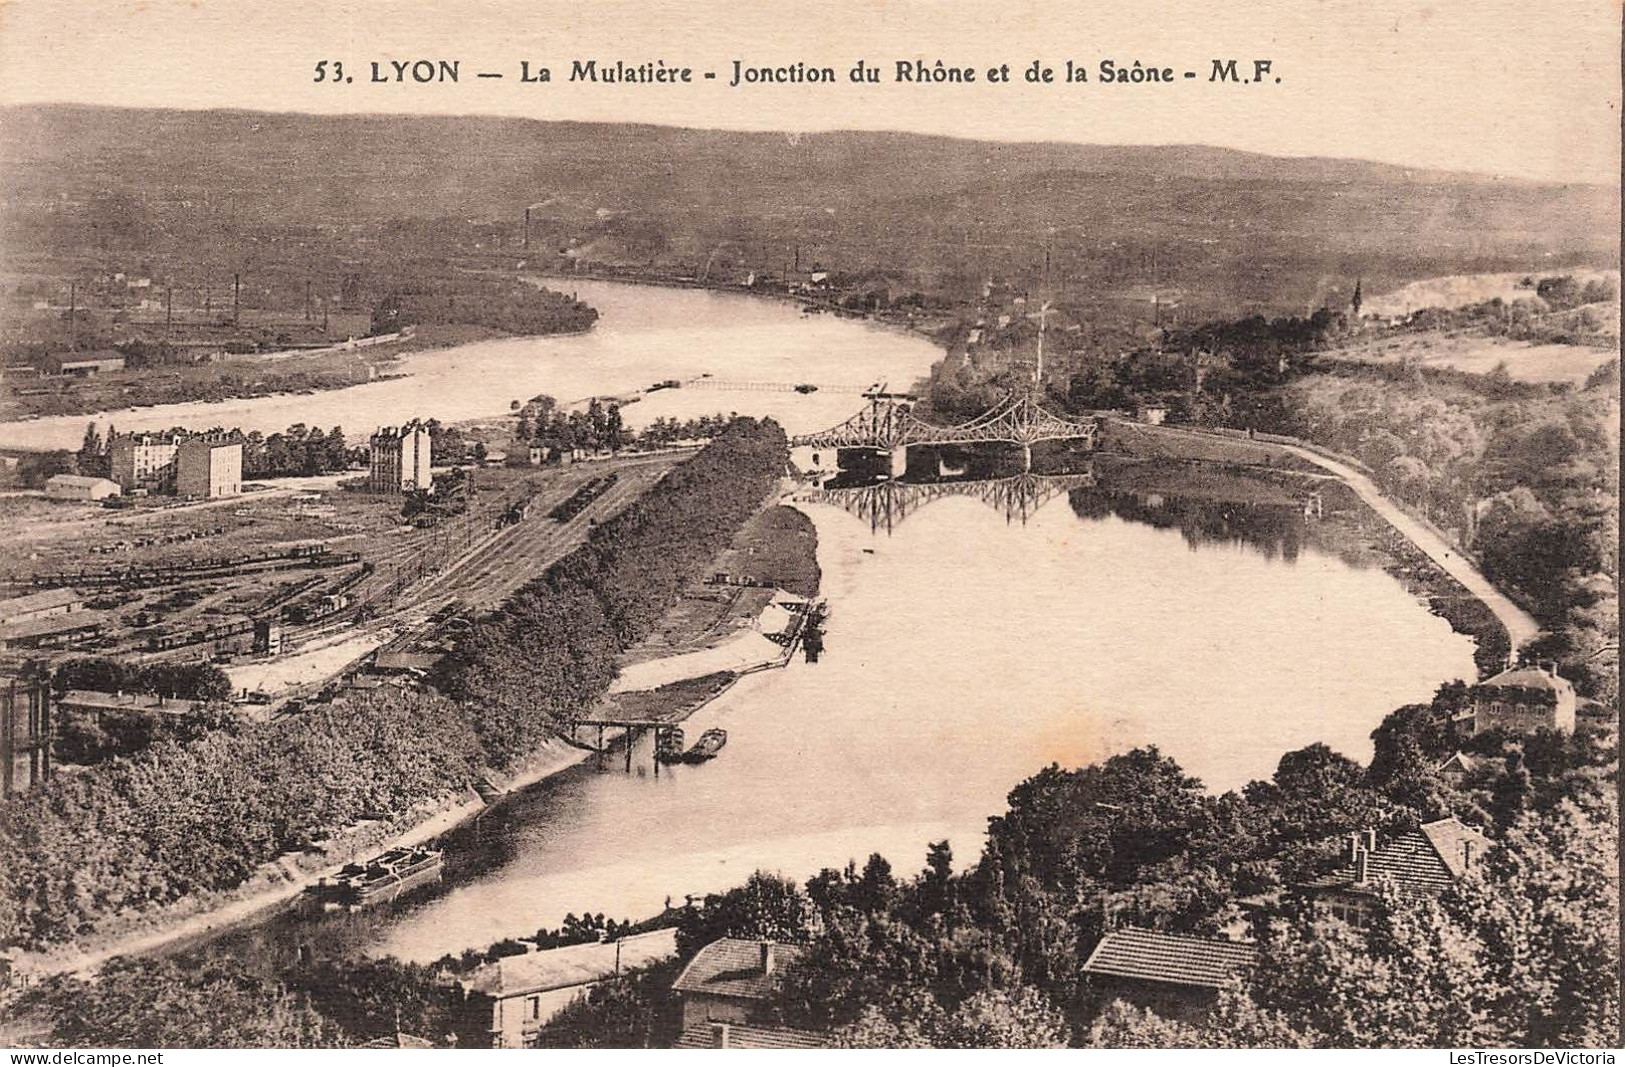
[789,393,1099,452]
[795,471,1095,535]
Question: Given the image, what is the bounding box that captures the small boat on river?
[682,728,728,763]
[656,727,687,763]
[309,845,443,911]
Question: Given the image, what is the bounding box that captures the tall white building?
[176,435,243,498]
[369,422,432,493]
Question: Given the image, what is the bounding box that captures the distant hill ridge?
[1,103,1615,315]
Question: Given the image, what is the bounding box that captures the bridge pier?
[887,448,908,480]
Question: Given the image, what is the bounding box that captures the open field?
[1364,268,1620,317]
[1321,329,1618,384]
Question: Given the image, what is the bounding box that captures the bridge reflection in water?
[797,468,1096,535]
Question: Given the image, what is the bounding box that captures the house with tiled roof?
[1297,817,1491,927]
[1081,927,1258,1023]
[461,928,678,1048]
[356,1031,435,1049]
[1470,665,1576,735]
[673,1021,826,1049]
[1434,750,1507,786]
[671,938,806,1031]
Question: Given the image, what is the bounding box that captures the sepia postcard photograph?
[0,0,1619,1054]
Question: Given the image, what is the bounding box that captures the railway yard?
[0,452,689,697]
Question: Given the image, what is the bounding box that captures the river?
[0,279,939,451]
[126,282,1479,969]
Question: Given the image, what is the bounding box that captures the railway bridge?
[791,393,1099,473]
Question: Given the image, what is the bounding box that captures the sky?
[0,0,1619,184]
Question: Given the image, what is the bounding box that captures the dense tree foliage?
[372,278,597,337]
[1090,797,1619,1048]
[532,960,684,1049]
[53,656,231,702]
[23,957,335,1048]
[1,688,484,948]
[13,682,1614,1048]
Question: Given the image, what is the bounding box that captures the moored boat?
[682,728,728,763]
[655,726,687,763]
[309,845,444,911]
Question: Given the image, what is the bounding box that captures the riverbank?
[8,736,595,981]
[1101,418,1526,675]
[0,320,596,430]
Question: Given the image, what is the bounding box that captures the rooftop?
[1299,817,1491,899]
[0,612,104,642]
[0,587,83,619]
[1435,751,1506,777]
[369,651,444,673]
[464,928,678,999]
[1081,928,1257,990]
[1477,666,1573,694]
[46,475,120,490]
[57,689,199,715]
[671,939,806,1002]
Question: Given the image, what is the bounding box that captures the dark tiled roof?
[671,939,805,1001]
[1081,928,1257,990]
[673,1023,826,1049]
[1478,666,1569,692]
[1300,818,1491,898]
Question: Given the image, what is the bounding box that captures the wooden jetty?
[565,594,819,775]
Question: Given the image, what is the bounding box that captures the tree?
[1165,796,1622,1048]
[1086,1000,1214,1048]
[37,957,335,1048]
[676,872,822,957]
[937,985,1071,1047]
[533,960,682,1048]
[829,984,1070,1048]
[286,958,467,1047]
[76,422,104,477]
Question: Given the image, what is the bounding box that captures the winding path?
[1275,443,1541,654]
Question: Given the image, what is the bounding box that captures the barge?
[309,845,444,911]
[683,728,728,763]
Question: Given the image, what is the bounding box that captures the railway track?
[286,454,681,652]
